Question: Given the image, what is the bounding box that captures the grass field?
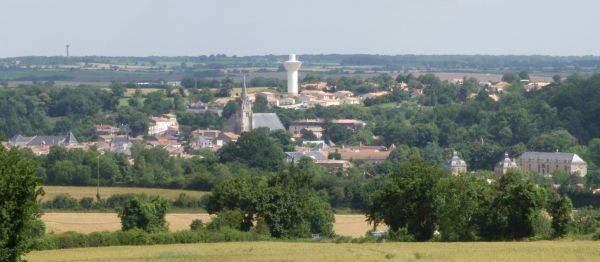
[42,213,378,237]
[26,241,600,261]
[40,186,208,201]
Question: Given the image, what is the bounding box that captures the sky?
[1,0,599,57]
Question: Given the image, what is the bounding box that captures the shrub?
[531,211,553,240]
[190,219,204,231]
[117,196,169,233]
[47,194,78,209]
[206,209,245,231]
[79,197,94,210]
[386,228,415,242]
[571,206,600,235]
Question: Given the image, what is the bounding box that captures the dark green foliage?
[189,219,204,231]
[31,227,271,251]
[117,196,169,233]
[217,129,284,171]
[79,197,94,210]
[571,206,600,235]
[434,175,491,241]
[323,123,352,144]
[0,146,44,261]
[478,171,548,240]
[207,164,335,238]
[206,209,245,231]
[549,195,573,238]
[221,100,237,120]
[367,157,442,241]
[42,194,78,209]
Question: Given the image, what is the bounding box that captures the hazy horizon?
[1,0,599,57]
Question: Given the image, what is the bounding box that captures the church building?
[224,77,285,134]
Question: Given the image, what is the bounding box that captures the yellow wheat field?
[42,213,379,237]
[39,186,208,201]
[26,241,600,261]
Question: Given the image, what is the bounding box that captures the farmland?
[40,186,208,201]
[26,241,600,261]
[42,213,378,237]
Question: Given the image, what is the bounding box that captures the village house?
[326,144,394,163]
[91,124,120,136]
[525,82,551,92]
[8,132,81,155]
[187,101,223,116]
[148,114,179,136]
[288,119,366,137]
[96,135,133,155]
[190,129,225,151]
[315,159,353,172]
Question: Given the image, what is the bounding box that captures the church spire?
[242,74,248,99]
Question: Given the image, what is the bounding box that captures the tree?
[367,157,442,241]
[588,138,600,166]
[301,129,318,140]
[323,124,351,144]
[221,100,237,120]
[217,129,284,171]
[478,171,547,240]
[207,176,267,231]
[549,195,573,238]
[434,175,491,241]
[117,196,169,233]
[519,70,530,80]
[253,96,269,113]
[258,166,334,238]
[501,71,520,83]
[0,146,44,261]
[110,82,127,97]
[528,129,577,152]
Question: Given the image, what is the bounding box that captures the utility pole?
[96,154,100,200]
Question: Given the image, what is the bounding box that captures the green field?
[26,241,600,261]
[40,185,208,201]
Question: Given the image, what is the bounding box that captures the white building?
[148,114,178,136]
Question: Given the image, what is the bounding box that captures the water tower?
[283,54,302,95]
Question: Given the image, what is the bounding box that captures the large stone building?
[224,77,284,134]
[517,152,587,177]
[447,151,467,175]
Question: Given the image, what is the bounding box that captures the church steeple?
[238,74,253,133]
[242,75,248,100]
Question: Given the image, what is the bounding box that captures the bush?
[386,228,415,242]
[117,196,169,233]
[173,193,204,209]
[571,207,600,235]
[190,219,204,231]
[79,197,94,210]
[531,211,553,240]
[206,209,244,231]
[46,194,78,209]
[32,227,273,251]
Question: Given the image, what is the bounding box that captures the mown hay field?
[26,241,600,262]
[40,186,208,201]
[42,213,378,237]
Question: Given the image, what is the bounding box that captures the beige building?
[494,152,519,175]
[447,151,467,175]
[517,152,587,177]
